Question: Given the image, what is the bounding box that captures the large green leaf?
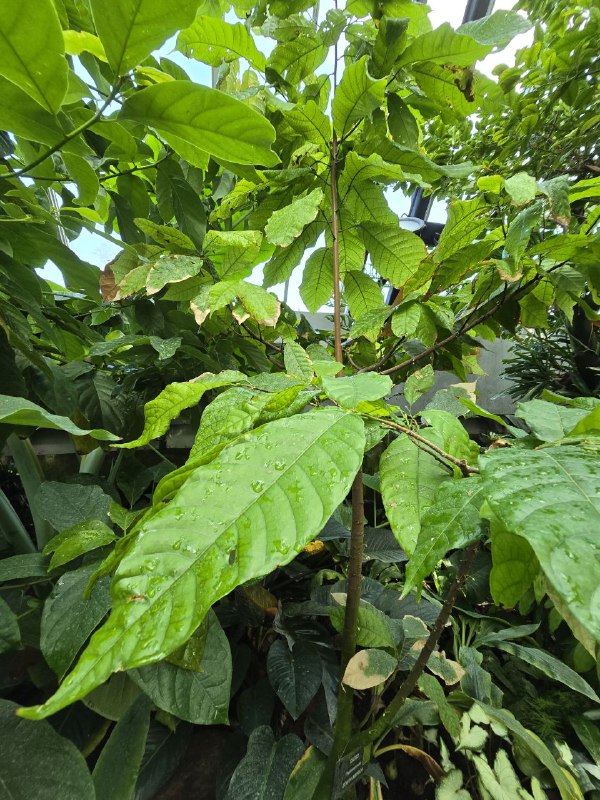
[0,700,95,800]
[120,82,278,166]
[332,55,386,139]
[515,399,589,443]
[0,395,119,441]
[265,188,324,247]
[20,409,364,718]
[37,482,111,532]
[117,370,247,449]
[177,15,266,70]
[458,10,532,47]
[225,726,304,800]
[371,16,409,78]
[481,447,600,644]
[130,611,232,724]
[300,247,333,312]
[43,520,116,571]
[404,478,484,596]
[0,0,68,114]
[397,23,491,68]
[0,597,20,655]
[90,0,199,75]
[434,199,489,263]
[93,696,151,800]
[321,374,392,409]
[344,270,386,319]
[380,433,451,554]
[488,514,538,608]
[359,222,427,288]
[267,640,322,720]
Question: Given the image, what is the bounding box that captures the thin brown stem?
[381,419,480,476]
[352,542,479,750]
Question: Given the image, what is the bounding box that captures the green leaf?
[322,374,392,409]
[283,747,327,800]
[505,203,543,267]
[481,447,600,643]
[569,406,600,437]
[177,15,266,70]
[495,641,599,703]
[398,23,491,68]
[504,172,537,206]
[0,554,49,582]
[284,341,314,382]
[236,282,281,327]
[330,595,403,648]
[264,221,323,288]
[344,270,386,319]
[0,700,95,799]
[387,94,419,149]
[134,219,196,253]
[43,520,116,571]
[146,255,204,296]
[130,611,232,724]
[83,674,141,722]
[93,696,151,800]
[342,648,397,689]
[489,519,538,609]
[63,153,100,207]
[359,223,427,288]
[40,563,111,678]
[118,370,248,449]
[420,410,479,464]
[120,82,278,167]
[477,704,584,800]
[434,199,489,263]
[405,364,435,406]
[267,32,328,85]
[405,478,484,596]
[37,482,111,532]
[418,673,461,739]
[0,0,68,114]
[371,16,409,78]
[265,189,324,247]
[225,726,304,800]
[0,597,20,654]
[332,55,386,139]
[267,640,322,720]
[204,230,263,281]
[516,399,589,443]
[90,0,200,75]
[380,433,450,554]
[0,395,119,441]
[285,100,331,147]
[300,247,333,312]
[458,9,532,47]
[21,409,364,719]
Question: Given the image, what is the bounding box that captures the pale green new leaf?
[146,255,204,295]
[19,409,365,719]
[481,447,600,643]
[90,0,200,75]
[505,203,543,267]
[265,189,324,247]
[236,282,281,326]
[458,10,532,47]
[405,364,435,406]
[359,222,427,288]
[43,520,116,571]
[300,248,333,312]
[0,395,119,441]
[0,0,68,114]
[322,374,392,409]
[120,82,278,167]
[404,478,484,596]
[398,23,491,68]
[504,172,537,206]
[332,55,386,138]
[380,433,451,554]
[177,15,266,70]
[284,341,314,382]
[344,270,386,319]
[117,370,248,449]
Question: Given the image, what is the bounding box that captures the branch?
[351,541,480,750]
[380,419,480,476]
[13,85,121,178]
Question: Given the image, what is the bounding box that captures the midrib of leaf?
[115,0,144,75]
[0,25,52,113]
[43,413,353,708]
[544,451,597,512]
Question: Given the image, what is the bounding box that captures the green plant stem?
[315,470,365,798]
[351,541,479,750]
[330,133,343,367]
[0,489,35,554]
[7,434,52,550]
[13,87,120,178]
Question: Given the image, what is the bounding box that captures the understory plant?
[0,0,599,798]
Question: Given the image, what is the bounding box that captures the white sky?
[40,0,532,310]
